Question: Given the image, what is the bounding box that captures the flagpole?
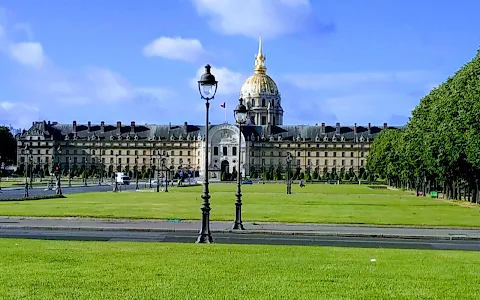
[224,105,227,123]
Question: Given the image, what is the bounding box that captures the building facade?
[15,39,397,180]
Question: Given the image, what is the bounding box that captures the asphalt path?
[0,182,154,199]
[0,228,479,251]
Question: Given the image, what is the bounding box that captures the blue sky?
[1,0,479,129]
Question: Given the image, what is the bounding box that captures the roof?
[17,121,403,143]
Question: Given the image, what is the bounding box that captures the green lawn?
[0,239,478,299]
[1,184,479,226]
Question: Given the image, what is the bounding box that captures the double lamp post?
[196,65,249,243]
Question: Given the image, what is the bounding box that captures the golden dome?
[240,37,280,97]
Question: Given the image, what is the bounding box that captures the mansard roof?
[18,121,403,142]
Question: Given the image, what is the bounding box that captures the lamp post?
[286,152,292,194]
[68,157,72,187]
[24,146,29,198]
[0,156,3,192]
[232,98,248,230]
[162,155,169,193]
[135,155,139,190]
[56,146,62,195]
[114,154,119,192]
[196,64,218,244]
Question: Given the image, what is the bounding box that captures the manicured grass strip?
[0,184,478,227]
[0,239,478,300]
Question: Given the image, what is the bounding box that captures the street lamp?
[24,146,30,198]
[135,155,139,190]
[286,152,293,194]
[232,98,248,230]
[162,155,169,193]
[68,157,72,187]
[56,146,62,195]
[114,154,119,192]
[196,64,218,244]
[0,156,3,192]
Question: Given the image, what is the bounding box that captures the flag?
[220,102,225,108]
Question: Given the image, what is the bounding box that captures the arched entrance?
[221,160,229,174]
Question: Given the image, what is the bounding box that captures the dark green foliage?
[0,194,66,202]
[366,50,480,202]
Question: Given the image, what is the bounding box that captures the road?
[0,182,156,199]
[0,228,479,251]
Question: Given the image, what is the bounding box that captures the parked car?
[242,179,253,185]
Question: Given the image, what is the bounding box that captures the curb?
[1,216,479,230]
[1,225,479,241]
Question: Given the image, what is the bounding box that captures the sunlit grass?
[0,238,478,300]
[0,184,478,226]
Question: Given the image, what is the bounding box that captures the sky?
[1,0,480,129]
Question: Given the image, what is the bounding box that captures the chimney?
[116,121,121,135]
[73,121,77,134]
[100,121,105,134]
[32,121,35,127]
[321,122,326,135]
[48,121,51,125]
[335,122,340,135]
[368,123,371,135]
[87,121,91,132]
[354,123,357,134]
[42,120,46,131]
[184,121,188,132]
[131,121,136,134]
[383,122,387,129]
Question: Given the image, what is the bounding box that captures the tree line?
[367,50,480,203]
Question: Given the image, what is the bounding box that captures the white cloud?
[0,101,39,128]
[8,42,44,68]
[143,36,205,62]
[192,0,326,38]
[190,65,245,95]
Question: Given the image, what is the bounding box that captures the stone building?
[15,38,398,181]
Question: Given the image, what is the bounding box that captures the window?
[127,158,130,164]
[307,152,311,157]
[252,99,256,106]
[152,158,155,164]
[102,150,105,155]
[102,158,105,163]
[333,160,336,166]
[361,152,364,157]
[270,151,273,156]
[351,152,354,157]
[333,152,337,157]
[361,160,364,166]
[316,152,319,157]
[296,159,300,166]
[287,144,290,148]
[262,99,266,107]
[126,150,130,155]
[223,147,227,156]
[119,150,122,155]
[261,116,267,125]
[341,159,345,166]
[297,152,301,157]
[188,151,191,156]
[350,159,354,165]
[143,150,146,155]
[307,159,311,165]
[179,151,183,156]
[74,150,78,155]
[118,158,122,164]
[316,159,319,165]
[198,159,200,164]
[251,159,255,164]
[171,151,174,156]
[110,158,113,164]
[324,159,328,166]
[341,152,345,157]
[261,159,265,165]
[65,150,69,155]
[214,147,219,155]
[324,152,328,157]
[233,147,237,156]
[92,158,96,164]
[135,150,138,155]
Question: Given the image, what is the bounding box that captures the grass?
[0,238,479,299]
[0,184,479,227]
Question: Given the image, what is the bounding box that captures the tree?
[0,126,17,166]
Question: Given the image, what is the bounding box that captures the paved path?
[0,217,479,240]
